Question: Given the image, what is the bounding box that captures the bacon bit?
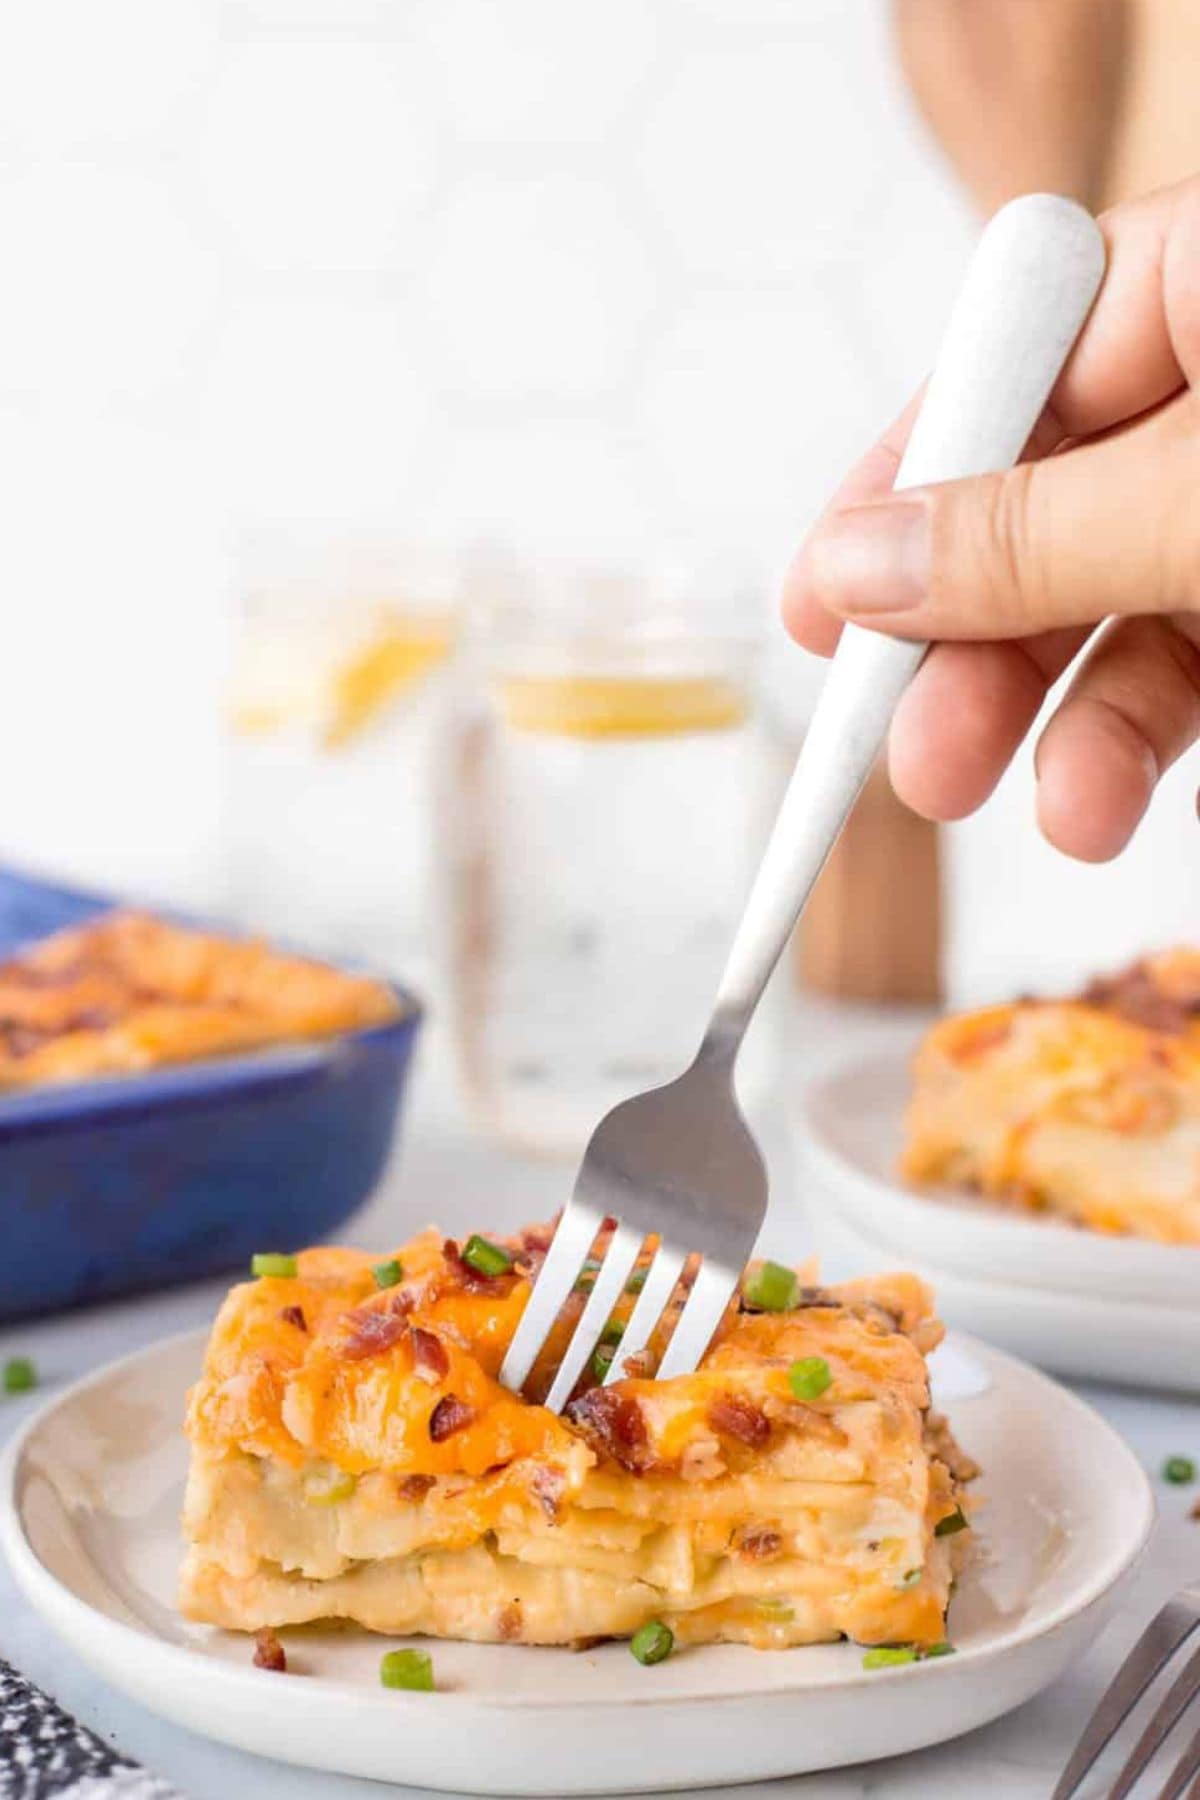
[619,1346,655,1379]
[388,1288,416,1318]
[340,1307,411,1361]
[429,1393,476,1442]
[515,1222,554,1279]
[409,1326,450,1385]
[397,1473,436,1502]
[252,1628,287,1672]
[736,1526,782,1561]
[707,1393,770,1447]
[565,1387,650,1471]
[1081,962,1200,1034]
[279,1304,307,1332]
[1191,1498,1200,1522]
[497,1601,523,1641]
[530,1465,565,1522]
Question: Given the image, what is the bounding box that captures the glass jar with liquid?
[224,533,460,981]
[443,553,774,1156]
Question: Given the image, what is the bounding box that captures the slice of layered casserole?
[904,949,1200,1243]
[181,1225,974,1651]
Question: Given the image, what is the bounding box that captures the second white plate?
[1,1327,1153,1794]
[797,1050,1200,1392]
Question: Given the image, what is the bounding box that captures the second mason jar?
[442,553,775,1157]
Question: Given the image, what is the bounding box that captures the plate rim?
[0,1324,1156,1716]
[798,1046,1200,1293]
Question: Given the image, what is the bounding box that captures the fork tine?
[1052,1601,1200,1800]
[1107,1644,1200,1800]
[602,1242,687,1385]
[1158,1725,1200,1800]
[499,1203,603,1393]
[543,1223,644,1413]
[655,1256,740,1381]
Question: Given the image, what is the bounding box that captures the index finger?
[1047,175,1200,435]
[783,393,919,656]
[784,378,1060,655]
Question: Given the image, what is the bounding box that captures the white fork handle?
[708,193,1106,1051]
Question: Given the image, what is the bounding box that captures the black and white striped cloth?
[1,1660,181,1800]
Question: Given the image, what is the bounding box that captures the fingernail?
[805,500,930,614]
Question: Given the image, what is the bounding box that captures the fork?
[500,193,1107,1411]
[1054,1583,1200,1800]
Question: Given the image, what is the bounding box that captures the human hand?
[784,178,1200,864]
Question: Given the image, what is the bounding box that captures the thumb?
[796,395,1200,642]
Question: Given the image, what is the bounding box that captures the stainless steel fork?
[500,193,1106,1411]
[1054,1584,1200,1800]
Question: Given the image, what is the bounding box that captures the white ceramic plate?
[0,1329,1152,1795]
[797,1052,1200,1392]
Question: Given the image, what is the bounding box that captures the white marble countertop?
[2,1022,1198,1800]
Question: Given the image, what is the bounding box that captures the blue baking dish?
[0,867,423,1321]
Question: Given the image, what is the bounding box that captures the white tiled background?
[1,0,1198,1003]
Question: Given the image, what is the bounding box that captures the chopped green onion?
[1163,1456,1196,1485]
[380,1648,434,1691]
[2,1357,35,1395]
[626,1268,647,1294]
[897,1568,922,1590]
[251,1253,297,1279]
[304,1468,358,1506]
[575,1258,602,1293]
[461,1235,513,1277]
[373,1259,403,1289]
[630,1620,674,1666]
[754,1598,795,1621]
[742,1260,798,1313]
[934,1506,969,1538]
[589,1319,626,1382]
[863,1646,918,1670]
[863,1640,953,1669]
[788,1356,832,1401]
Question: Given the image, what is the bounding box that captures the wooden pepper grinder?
[798,766,942,1004]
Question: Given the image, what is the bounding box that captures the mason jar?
[224,532,460,982]
[441,550,776,1156]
